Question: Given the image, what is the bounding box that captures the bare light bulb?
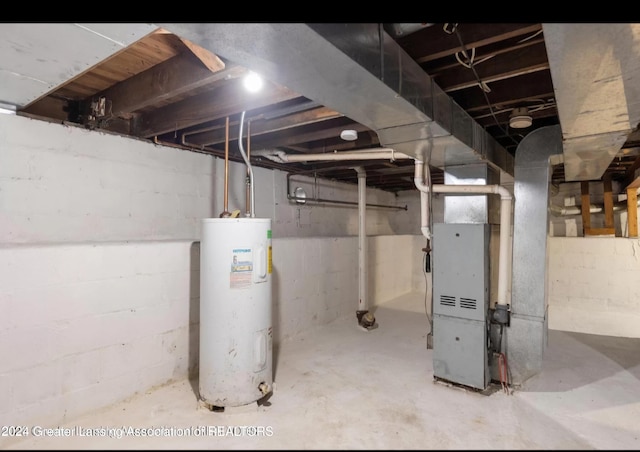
[243,71,264,93]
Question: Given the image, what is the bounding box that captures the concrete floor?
[5,292,640,450]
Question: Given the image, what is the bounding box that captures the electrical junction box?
[431,223,490,390]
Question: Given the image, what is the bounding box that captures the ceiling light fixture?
[243,71,264,93]
[340,129,358,141]
[509,107,532,129]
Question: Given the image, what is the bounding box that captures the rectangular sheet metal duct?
[543,23,640,181]
[156,23,514,177]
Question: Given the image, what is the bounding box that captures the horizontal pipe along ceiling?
[156,23,514,177]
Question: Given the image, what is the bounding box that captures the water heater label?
[267,246,272,274]
[230,248,253,289]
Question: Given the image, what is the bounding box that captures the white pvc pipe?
[413,161,433,241]
[253,148,413,163]
[253,147,514,307]
[549,199,640,216]
[414,160,513,307]
[419,190,430,240]
[355,166,367,312]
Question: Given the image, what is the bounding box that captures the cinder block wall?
[0,114,424,429]
[548,237,640,337]
[0,241,201,430]
[547,181,640,337]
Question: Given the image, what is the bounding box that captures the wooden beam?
[581,181,591,234]
[177,37,226,73]
[623,155,640,188]
[451,71,554,112]
[582,178,617,236]
[93,53,244,119]
[21,96,69,121]
[603,174,614,230]
[586,227,616,236]
[628,187,638,238]
[626,177,640,189]
[185,106,344,146]
[399,23,542,64]
[434,41,550,93]
[133,79,300,138]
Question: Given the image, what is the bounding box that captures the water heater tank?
[199,217,273,407]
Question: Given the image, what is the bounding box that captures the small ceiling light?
[509,107,532,129]
[340,129,358,141]
[243,71,264,93]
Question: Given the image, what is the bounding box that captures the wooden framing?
[626,187,639,238]
[581,178,615,236]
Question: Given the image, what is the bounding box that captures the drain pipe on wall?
[413,160,514,324]
[252,147,413,331]
[354,166,377,331]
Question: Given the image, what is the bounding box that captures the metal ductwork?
[509,125,563,385]
[156,23,514,177]
[383,23,434,39]
[543,23,640,181]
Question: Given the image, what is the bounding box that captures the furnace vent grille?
[460,297,477,310]
[440,295,456,307]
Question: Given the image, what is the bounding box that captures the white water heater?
[199,217,273,408]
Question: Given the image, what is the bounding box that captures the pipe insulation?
[413,160,513,308]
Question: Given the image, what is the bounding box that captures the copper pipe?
[245,119,252,216]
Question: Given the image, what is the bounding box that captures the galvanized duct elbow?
[509,124,564,385]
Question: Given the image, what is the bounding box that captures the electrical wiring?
[444,23,521,147]
[423,141,434,333]
[423,252,431,326]
[498,352,510,394]
[454,47,494,93]
[443,23,457,34]
[473,99,556,122]
[518,29,543,44]
[499,325,513,395]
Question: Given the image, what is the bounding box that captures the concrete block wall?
[0,240,200,429]
[272,234,425,342]
[0,119,215,243]
[548,237,640,338]
[0,114,214,430]
[0,113,424,430]
[547,181,640,338]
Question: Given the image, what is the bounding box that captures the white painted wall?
[0,240,200,429]
[0,114,425,429]
[273,234,426,341]
[548,237,640,338]
[546,181,640,337]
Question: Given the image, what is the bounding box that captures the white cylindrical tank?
[199,217,273,407]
